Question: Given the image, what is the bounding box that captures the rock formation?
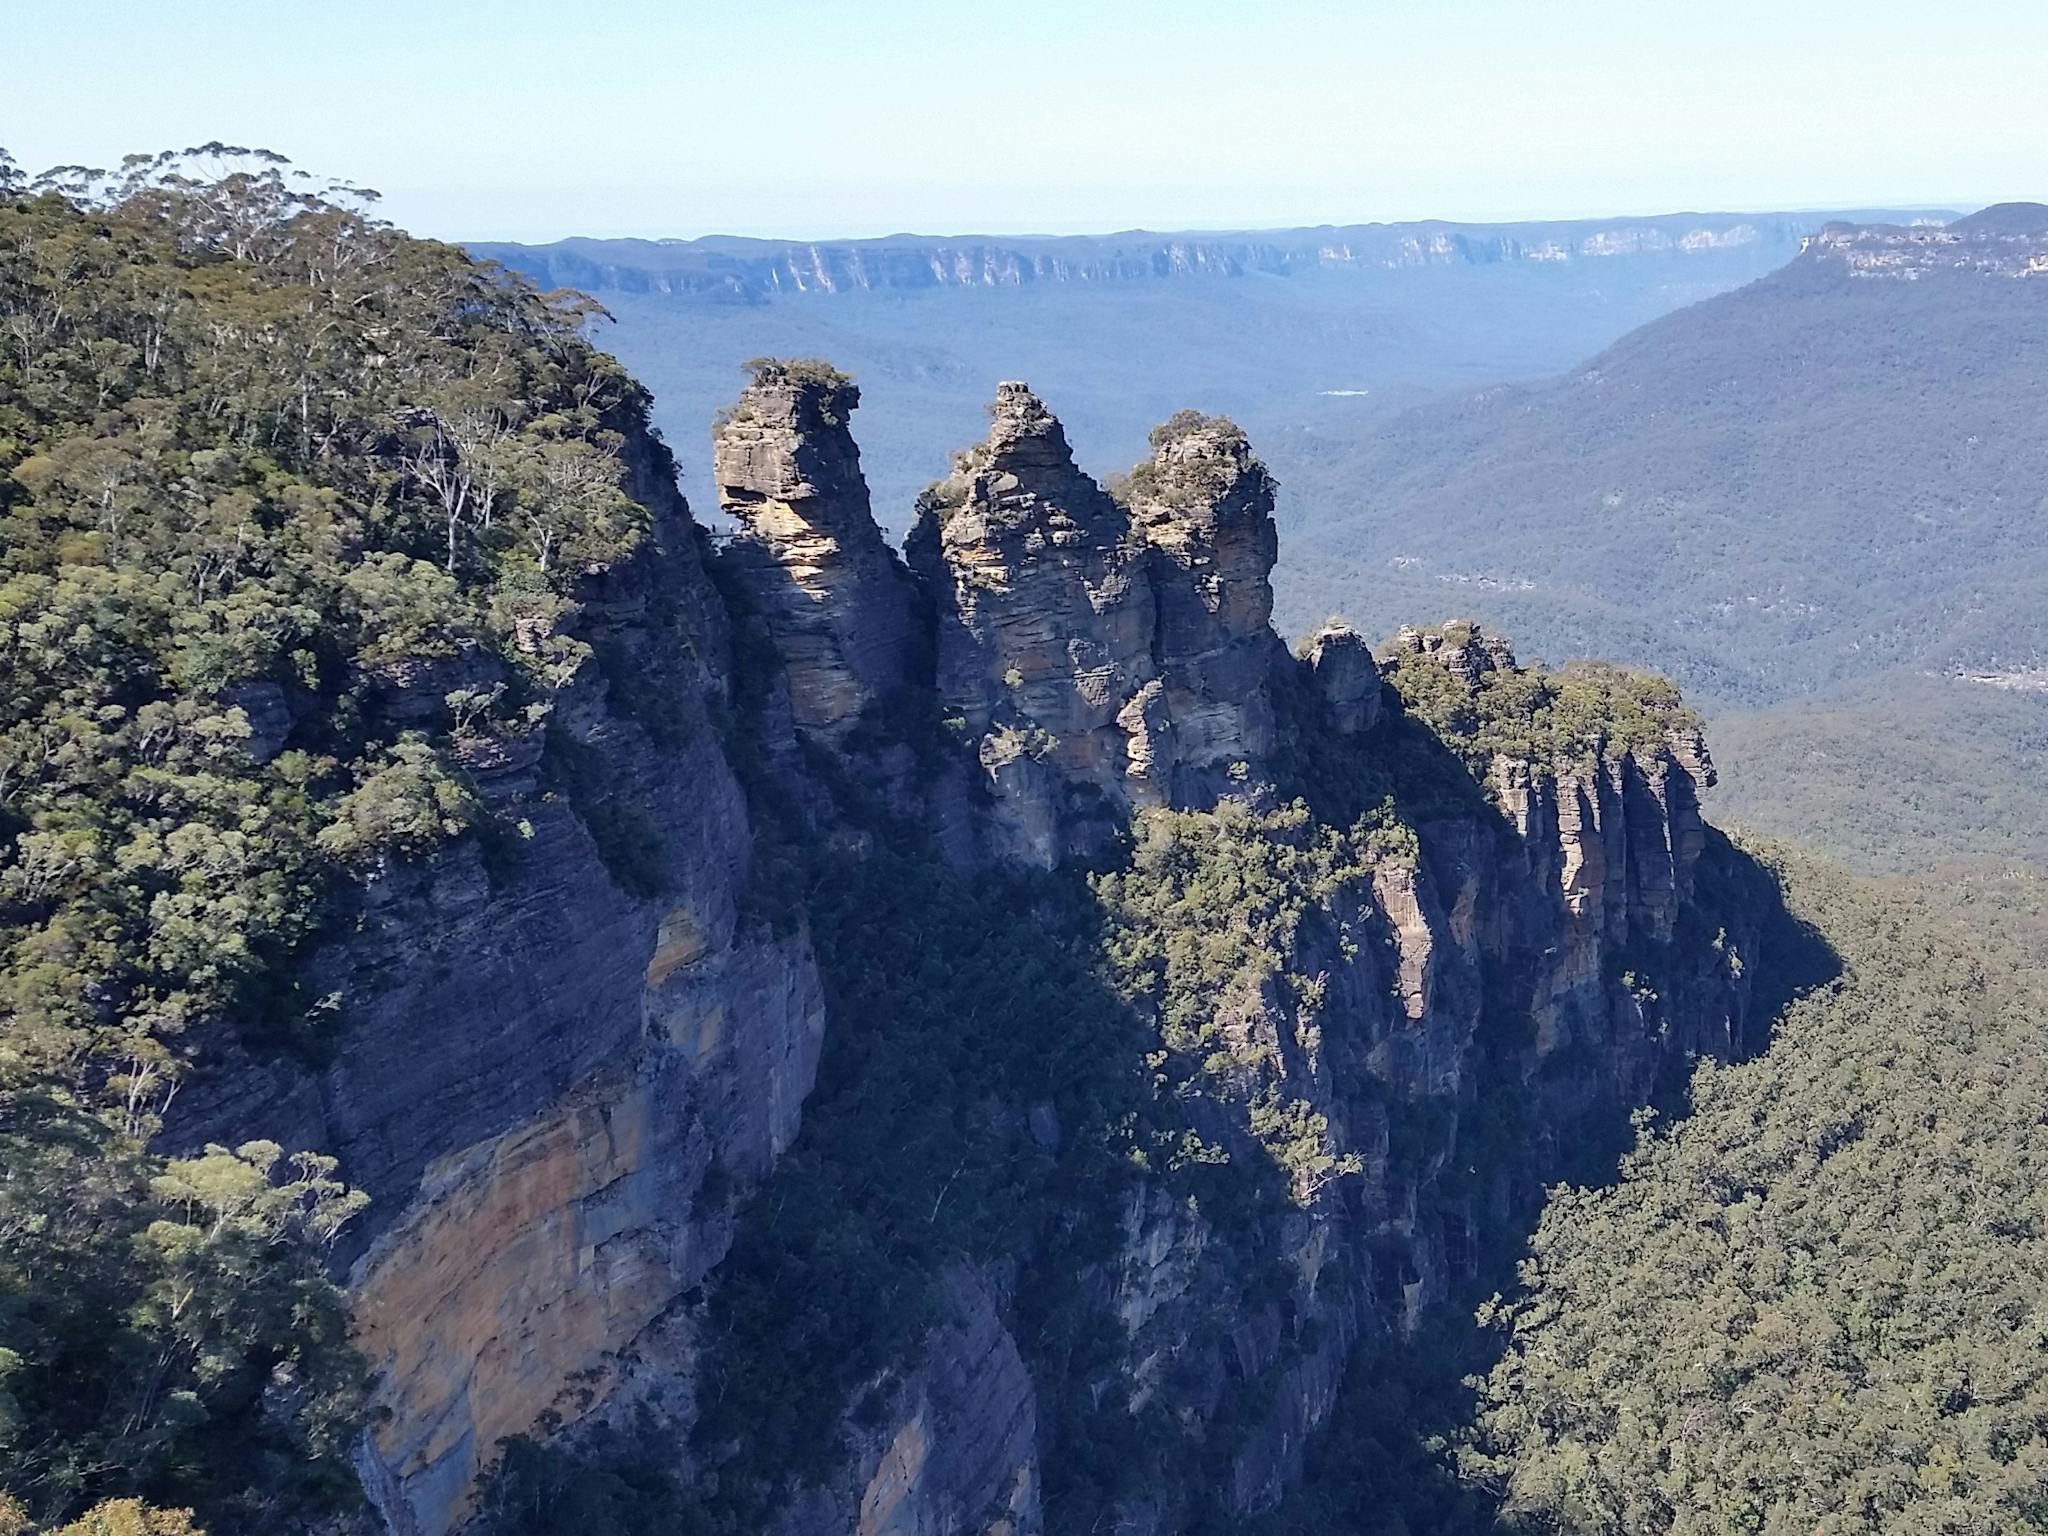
[772,1267,1042,1536]
[170,417,827,1536]
[902,385,1300,862]
[1124,411,1287,800]
[1299,621,1383,734]
[174,366,1782,1536]
[907,382,1160,864]
[1386,618,1518,686]
[714,361,922,738]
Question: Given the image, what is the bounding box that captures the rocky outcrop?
[174,363,1784,1536]
[1386,619,1517,686]
[169,417,826,1536]
[746,536,1758,1531]
[906,387,1304,863]
[1805,206,2048,280]
[1299,621,1383,734]
[715,362,922,738]
[1124,412,1287,800]
[907,382,1160,864]
[1486,725,1717,1030]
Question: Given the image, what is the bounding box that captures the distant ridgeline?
[469,211,1928,302]
[1274,201,2048,707]
[467,207,1952,539]
[6,151,2035,1536]
[1264,201,2048,873]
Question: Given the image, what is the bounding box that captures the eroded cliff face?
[1123,412,1287,803]
[902,385,1292,865]
[178,366,1779,1536]
[713,364,923,739]
[169,421,827,1536]
[475,212,1860,305]
[905,381,1160,865]
[772,1267,1042,1536]
[707,389,1774,1532]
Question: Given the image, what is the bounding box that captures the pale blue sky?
[7,0,2043,241]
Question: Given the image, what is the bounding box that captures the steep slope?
[0,158,825,1536]
[2,156,1817,1536]
[478,381,1806,1536]
[1274,209,2048,708]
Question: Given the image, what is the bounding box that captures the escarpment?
[655,379,1791,1534]
[164,365,1791,1536]
[167,411,828,1536]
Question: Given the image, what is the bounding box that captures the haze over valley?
[476,208,1947,536]
[8,5,2048,1534]
[482,201,2045,874]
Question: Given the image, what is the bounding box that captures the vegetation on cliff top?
[1382,630,1701,774]
[0,144,660,1530]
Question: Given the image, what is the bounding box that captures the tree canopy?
[0,144,662,1530]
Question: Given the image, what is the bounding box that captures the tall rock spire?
[713,360,920,738]
[907,382,1159,865]
[1124,411,1287,798]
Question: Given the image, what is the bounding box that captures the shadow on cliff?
[668,555,1301,1531]
[689,506,1849,1533]
[1248,819,1841,1535]
[689,815,1303,1529]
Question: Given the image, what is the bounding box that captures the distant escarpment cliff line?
[471,207,1955,303]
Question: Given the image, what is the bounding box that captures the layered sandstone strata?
[714,361,921,738]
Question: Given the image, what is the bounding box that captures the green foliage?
[1383,645,1697,775]
[740,356,852,392]
[49,1501,207,1536]
[689,844,1151,1516]
[1712,671,2048,874]
[0,144,653,1078]
[1473,848,2048,1533]
[313,735,478,864]
[1094,798,1408,1200]
[0,145,663,1527]
[1274,240,2048,714]
[0,1106,364,1530]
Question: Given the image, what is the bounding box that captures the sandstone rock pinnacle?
[1125,412,1288,795]
[907,382,1158,864]
[714,359,920,738]
[1300,621,1384,735]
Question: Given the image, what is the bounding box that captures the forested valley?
[4,148,2047,1536]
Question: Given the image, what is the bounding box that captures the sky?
[6,0,2045,243]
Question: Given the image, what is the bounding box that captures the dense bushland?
[0,145,659,1531]
[1471,849,2048,1534]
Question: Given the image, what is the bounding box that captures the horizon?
[479,200,1974,251]
[7,0,2043,243]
